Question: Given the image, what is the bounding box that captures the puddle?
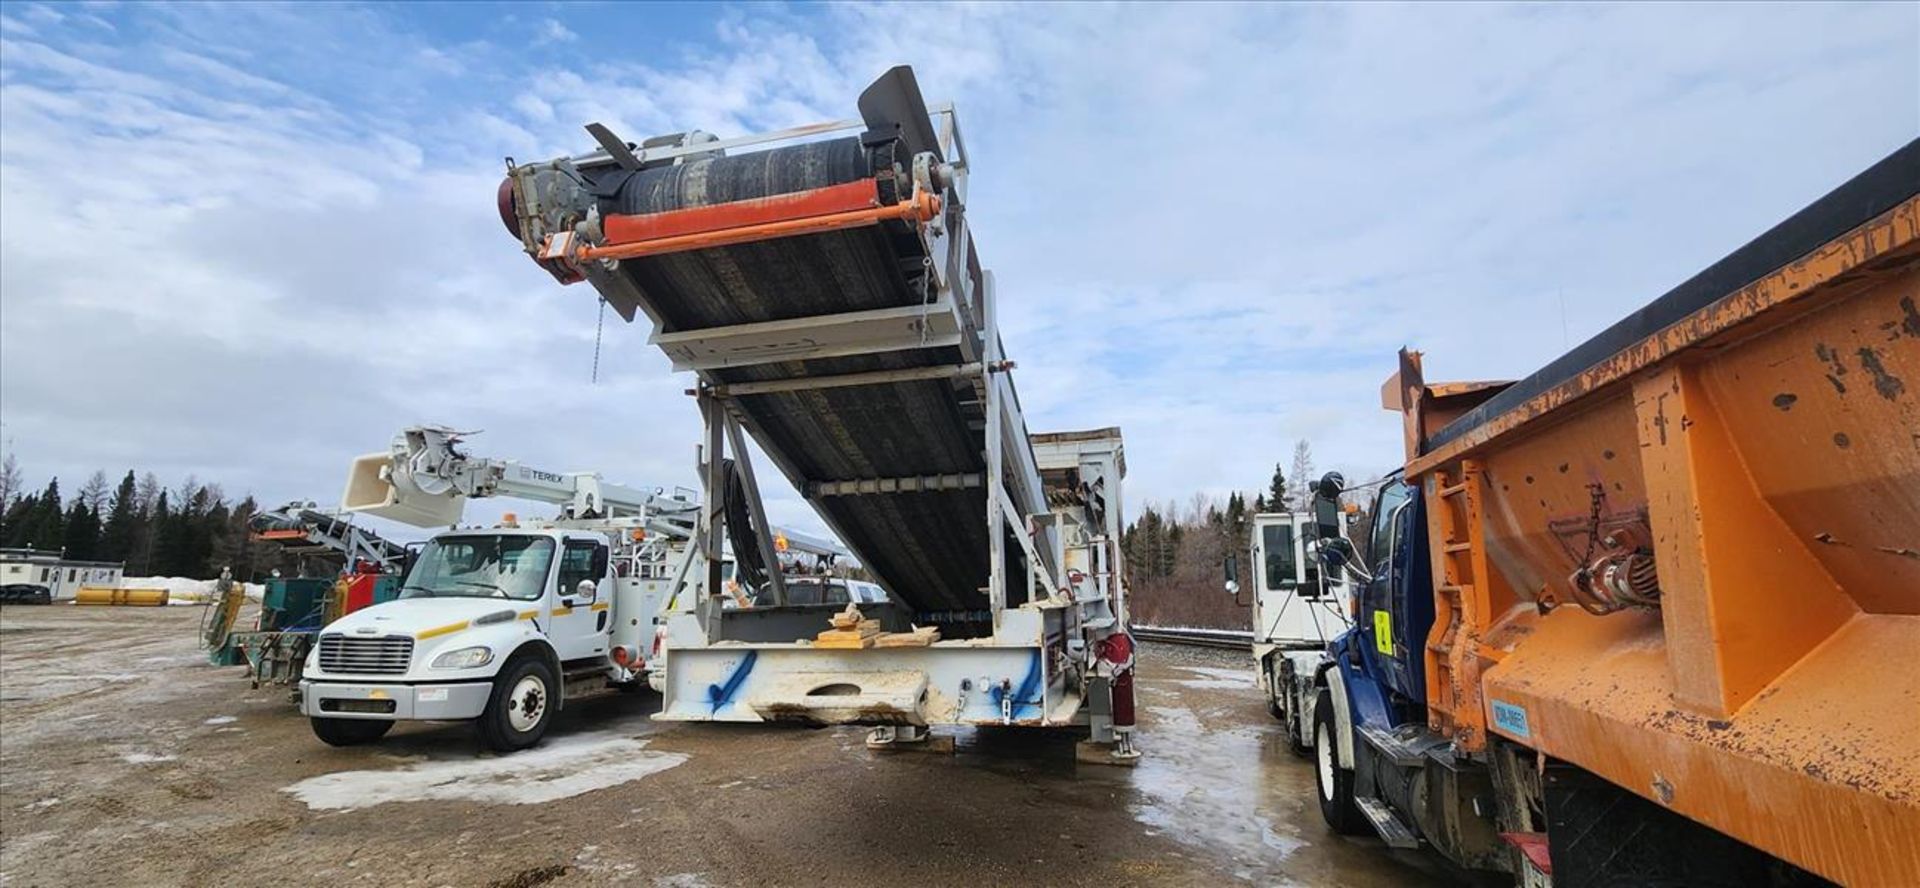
[1129,704,1310,880]
[1170,666,1258,690]
[282,733,688,811]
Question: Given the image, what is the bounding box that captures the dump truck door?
[1353,478,1432,710]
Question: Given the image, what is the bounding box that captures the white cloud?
[536,18,577,45]
[0,3,1914,544]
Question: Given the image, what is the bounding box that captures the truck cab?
[299,523,673,751]
[1234,511,1352,751]
[1307,474,1455,855]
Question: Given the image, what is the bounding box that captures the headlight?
[431,645,494,669]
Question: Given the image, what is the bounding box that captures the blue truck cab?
[1325,474,1431,739]
[1306,473,1480,858]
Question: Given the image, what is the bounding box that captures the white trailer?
[1227,510,1353,754]
[500,66,1141,762]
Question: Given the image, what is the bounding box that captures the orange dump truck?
[1304,139,1918,885]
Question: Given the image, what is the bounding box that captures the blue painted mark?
[706,650,758,714]
[986,650,1045,719]
[1491,699,1532,740]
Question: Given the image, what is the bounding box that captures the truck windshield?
[400,535,553,601]
[1263,523,1297,590]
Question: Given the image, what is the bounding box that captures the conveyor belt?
[538,72,1037,619]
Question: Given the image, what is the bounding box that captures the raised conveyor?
[502,67,1056,624]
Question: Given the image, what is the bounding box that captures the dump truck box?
[1380,138,1919,883]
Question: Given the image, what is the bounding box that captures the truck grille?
[317,634,414,675]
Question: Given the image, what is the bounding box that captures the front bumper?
[299,679,491,721]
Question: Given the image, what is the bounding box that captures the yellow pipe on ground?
[73,587,169,607]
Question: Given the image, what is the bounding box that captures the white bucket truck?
[298,426,701,751]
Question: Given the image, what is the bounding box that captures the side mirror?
[1223,553,1240,596]
[574,579,598,603]
[1312,472,1345,543]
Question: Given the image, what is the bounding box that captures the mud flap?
[1543,765,1828,887]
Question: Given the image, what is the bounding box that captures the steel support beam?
[983,272,1005,624]
[650,299,964,372]
[700,389,726,641]
[725,411,787,607]
[713,362,983,398]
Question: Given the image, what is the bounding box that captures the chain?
[591,296,606,383]
[918,257,934,345]
[1577,483,1606,565]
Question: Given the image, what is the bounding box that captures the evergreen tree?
[1252,493,1267,514]
[1266,463,1287,513]
[177,484,215,578]
[63,501,100,560]
[138,491,172,576]
[2,492,38,547]
[203,499,233,577]
[26,478,63,551]
[157,494,201,577]
[1224,492,1247,544]
[100,471,138,563]
[220,496,261,580]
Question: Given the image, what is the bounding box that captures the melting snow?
[203,716,237,725]
[122,752,176,764]
[1173,666,1257,690]
[283,733,687,811]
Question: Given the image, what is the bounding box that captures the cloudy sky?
[1,2,1915,541]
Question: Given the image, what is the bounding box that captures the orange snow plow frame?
[541,179,942,265]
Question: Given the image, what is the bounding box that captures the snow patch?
[282,733,687,811]
[121,752,176,764]
[118,576,266,604]
[203,716,236,725]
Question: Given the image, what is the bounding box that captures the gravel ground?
[0,605,1464,887]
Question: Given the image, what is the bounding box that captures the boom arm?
[342,425,688,529]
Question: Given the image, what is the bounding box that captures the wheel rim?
[1316,720,1337,801]
[507,674,547,733]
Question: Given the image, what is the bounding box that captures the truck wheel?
[1313,688,1365,834]
[477,655,556,752]
[310,717,392,747]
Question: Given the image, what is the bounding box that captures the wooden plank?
[874,627,940,648]
[814,630,879,649]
